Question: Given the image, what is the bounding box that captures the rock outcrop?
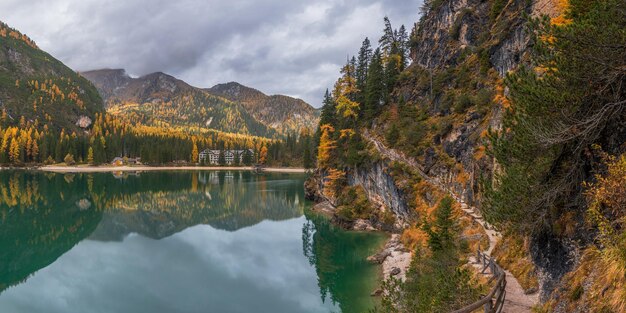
[347,162,411,224]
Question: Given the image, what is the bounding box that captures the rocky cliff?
[347,163,411,224]
[306,0,612,309]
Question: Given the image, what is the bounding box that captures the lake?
[0,170,387,313]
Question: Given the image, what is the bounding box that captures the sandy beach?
[36,165,308,173]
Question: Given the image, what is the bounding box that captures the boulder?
[76,116,92,128]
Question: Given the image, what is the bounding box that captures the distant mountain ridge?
[82,69,319,137]
[208,82,320,135]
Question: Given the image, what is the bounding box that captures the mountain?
[0,21,104,131]
[82,69,275,137]
[207,82,320,135]
[82,69,319,137]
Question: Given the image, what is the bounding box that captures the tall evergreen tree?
[379,16,396,57]
[356,38,373,105]
[397,25,409,70]
[364,49,386,120]
[319,89,335,126]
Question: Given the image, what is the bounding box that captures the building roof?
[200,149,254,154]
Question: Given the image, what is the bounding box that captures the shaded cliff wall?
[347,162,411,223]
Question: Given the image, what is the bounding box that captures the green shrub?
[454,94,474,113]
[386,124,400,146]
[336,186,374,221]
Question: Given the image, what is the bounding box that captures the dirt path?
[362,130,539,312]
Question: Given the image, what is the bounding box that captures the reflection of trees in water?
[302,211,386,313]
[0,171,103,293]
[0,170,306,293]
[92,171,306,239]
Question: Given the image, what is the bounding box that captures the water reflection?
[302,212,387,313]
[0,170,384,313]
[0,171,104,293]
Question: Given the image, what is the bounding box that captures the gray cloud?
[0,0,422,107]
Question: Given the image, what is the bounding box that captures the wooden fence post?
[483,299,493,313]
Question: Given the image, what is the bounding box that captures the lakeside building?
[199,149,254,165]
[111,157,142,166]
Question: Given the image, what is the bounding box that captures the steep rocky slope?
[308,0,626,311]
[208,82,320,136]
[0,21,104,131]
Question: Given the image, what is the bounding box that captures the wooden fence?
[451,250,507,313]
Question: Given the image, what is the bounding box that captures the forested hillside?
[82,69,276,138]
[83,69,320,138]
[0,22,104,132]
[307,0,626,312]
[208,82,320,136]
[0,22,314,167]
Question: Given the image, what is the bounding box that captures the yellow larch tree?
[317,124,336,169]
[333,62,360,120]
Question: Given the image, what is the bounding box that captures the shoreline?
[310,201,411,288]
[22,165,308,173]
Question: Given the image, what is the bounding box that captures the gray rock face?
[412,0,489,69]
[304,163,410,228]
[491,25,528,76]
[348,162,411,223]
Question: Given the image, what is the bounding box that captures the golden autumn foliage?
[493,79,511,109]
[259,146,268,164]
[191,141,199,163]
[317,124,336,169]
[323,168,346,199]
[413,180,443,222]
[0,22,38,48]
[454,163,470,185]
[586,153,626,220]
[333,63,360,119]
[551,0,572,26]
[339,128,355,139]
[401,227,430,250]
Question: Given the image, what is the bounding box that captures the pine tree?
[397,25,409,69]
[356,38,373,105]
[385,43,402,95]
[319,90,336,127]
[364,48,386,120]
[379,17,396,57]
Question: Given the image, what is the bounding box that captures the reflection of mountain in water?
[0,170,306,292]
[91,171,306,240]
[0,171,103,292]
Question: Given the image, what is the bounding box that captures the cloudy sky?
[0,0,421,107]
